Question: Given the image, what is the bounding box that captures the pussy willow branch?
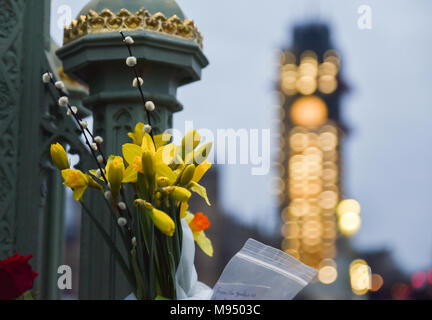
[120,31,155,143]
[45,73,134,231]
[47,73,109,185]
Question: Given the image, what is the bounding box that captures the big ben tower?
[277,23,348,285]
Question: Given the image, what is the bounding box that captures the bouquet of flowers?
[44,33,213,300]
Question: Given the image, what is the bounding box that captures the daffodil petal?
[193,231,213,257]
[192,161,212,183]
[122,143,143,164]
[73,186,87,201]
[123,165,138,183]
[154,162,177,184]
[141,133,155,154]
[189,181,211,206]
[180,202,189,219]
[154,133,172,150]
[155,143,176,165]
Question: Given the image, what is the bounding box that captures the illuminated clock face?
[290,96,328,127]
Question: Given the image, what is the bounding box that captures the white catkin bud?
[66,109,71,116]
[132,77,143,88]
[124,36,134,45]
[71,106,78,114]
[42,72,52,83]
[79,120,88,129]
[118,202,126,210]
[143,124,152,133]
[126,56,137,67]
[131,237,137,246]
[90,142,98,151]
[94,136,103,144]
[97,155,104,163]
[107,182,111,190]
[104,191,112,200]
[117,217,127,227]
[96,169,101,178]
[145,101,155,112]
[58,96,69,107]
[55,81,65,89]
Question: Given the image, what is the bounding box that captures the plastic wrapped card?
[211,238,317,300]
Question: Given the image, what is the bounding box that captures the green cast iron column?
[57,0,208,299]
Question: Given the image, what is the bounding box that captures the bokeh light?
[290,96,328,128]
[350,259,371,295]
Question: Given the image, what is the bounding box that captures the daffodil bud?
[165,186,191,202]
[134,198,152,210]
[50,143,69,170]
[180,164,195,186]
[193,142,213,165]
[182,130,201,157]
[107,156,125,198]
[151,208,175,237]
[157,177,171,188]
[141,151,154,178]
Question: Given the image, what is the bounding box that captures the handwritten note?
[211,283,270,300]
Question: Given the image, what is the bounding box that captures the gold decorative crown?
[63,8,203,48]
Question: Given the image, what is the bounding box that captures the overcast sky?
[51,0,432,274]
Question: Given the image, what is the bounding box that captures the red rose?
[0,253,38,300]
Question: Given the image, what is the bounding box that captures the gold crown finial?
[63,8,203,48]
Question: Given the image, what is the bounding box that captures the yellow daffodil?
[50,143,69,170]
[122,132,176,183]
[107,156,125,197]
[135,199,175,236]
[128,122,172,148]
[185,211,213,257]
[62,169,102,201]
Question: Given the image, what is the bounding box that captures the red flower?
[0,253,38,300]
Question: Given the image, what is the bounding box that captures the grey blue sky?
[51,0,432,274]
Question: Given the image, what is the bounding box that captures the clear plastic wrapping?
[211,239,317,300]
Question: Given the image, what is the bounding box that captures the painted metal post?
[57,0,208,299]
[0,0,93,299]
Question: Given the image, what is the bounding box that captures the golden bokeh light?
[338,211,361,236]
[337,199,361,216]
[350,259,372,295]
[318,265,338,284]
[290,96,328,128]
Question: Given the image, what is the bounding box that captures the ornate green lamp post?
[57,0,208,299]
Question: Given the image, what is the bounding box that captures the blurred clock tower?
[276,23,349,285]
